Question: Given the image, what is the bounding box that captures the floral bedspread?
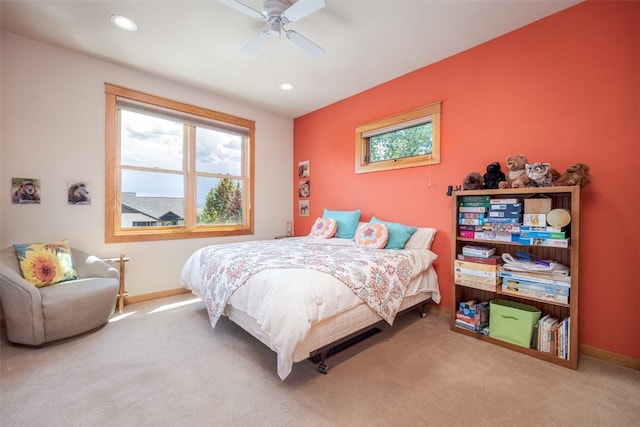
[196,238,425,327]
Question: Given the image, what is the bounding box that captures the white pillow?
[404,227,437,250]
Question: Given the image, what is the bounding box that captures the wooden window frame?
[105,83,255,243]
[355,101,441,174]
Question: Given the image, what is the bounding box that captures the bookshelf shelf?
[451,186,580,369]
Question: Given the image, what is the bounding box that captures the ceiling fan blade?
[282,0,326,23]
[285,30,325,58]
[217,0,266,21]
[241,31,271,54]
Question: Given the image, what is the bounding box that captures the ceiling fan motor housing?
[264,0,292,22]
[222,0,326,57]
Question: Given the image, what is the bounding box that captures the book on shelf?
[459,224,484,231]
[459,212,484,219]
[454,318,476,331]
[535,315,570,357]
[519,230,566,239]
[459,206,487,213]
[461,195,491,204]
[488,210,523,219]
[501,281,569,304]
[472,231,517,242]
[489,198,520,204]
[484,217,522,224]
[455,266,499,278]
[461,245,495,258]
[454,259,501,272]
[520,225,563,232]
[456,254,502,265]
[530,238,570,248]
[490,203,522,212]
[501,277,569,295]
[459,218,485,226]
[499,270,571,286]
[456,312,475,324]
[454,274,499,291]
[487,223,520,233]
[499,267,571,283]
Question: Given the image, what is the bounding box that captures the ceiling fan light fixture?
[110,14,138,31]
[221,0,326,57]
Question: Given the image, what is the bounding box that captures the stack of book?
[458,196,523,242]
[499,269,570,304]
[516,225,570,248]
[458,195,490,237]
[532,315,570,359]
[458,195,571,248]
[454,246,501,291]
[476,198,523,242]
[455,300,489,334]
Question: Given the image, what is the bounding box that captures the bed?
[180,224,440,380]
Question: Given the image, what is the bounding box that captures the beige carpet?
[1,293,639,427]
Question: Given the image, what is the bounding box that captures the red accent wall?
[293,1,640,360]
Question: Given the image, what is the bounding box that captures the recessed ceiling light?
[110,14,137,31]
[279,83,294,91]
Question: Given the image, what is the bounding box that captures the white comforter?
[181,237,440,379]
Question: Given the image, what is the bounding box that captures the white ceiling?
[1,0,580,119]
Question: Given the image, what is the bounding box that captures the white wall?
[0,32,293,297]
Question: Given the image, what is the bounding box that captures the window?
[105,84,255,242]
[355,101,441,174]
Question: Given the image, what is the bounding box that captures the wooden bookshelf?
[451,186,580,369]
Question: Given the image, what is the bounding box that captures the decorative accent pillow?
[355,223,389,249]
[370,217,418,249]
[404,227,438,250]
[309,217,337,239]
[322,209,361,239]
[12,240,78,287]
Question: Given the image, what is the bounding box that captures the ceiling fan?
[219,0,326,57]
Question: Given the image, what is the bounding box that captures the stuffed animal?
[462,172,484,190]
[510,173,530,188]
[483,162,506,189]
[554,163,591,187]
[525,162,554,187]
[498,154,528,188]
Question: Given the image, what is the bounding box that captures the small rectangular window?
[356,101,441,174]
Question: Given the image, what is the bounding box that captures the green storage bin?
[489,299,541,348]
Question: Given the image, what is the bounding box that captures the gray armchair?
[0,247,120,345]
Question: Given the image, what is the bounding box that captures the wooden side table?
[102,254,130,314]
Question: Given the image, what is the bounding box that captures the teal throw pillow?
[323,209,361,239]
[370,217,418,249]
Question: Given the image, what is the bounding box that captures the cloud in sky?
[120,109,242,201]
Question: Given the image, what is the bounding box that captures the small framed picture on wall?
[11,178,41,204]
[298,160,309,178]
[299,200,310,217]
[67,181,91,205]
[298,180,310,198]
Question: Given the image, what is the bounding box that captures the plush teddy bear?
[462,172,484,190]
[525,162,554,187]
[483,161,506,189]
[498,154,528,188]
[510,173,530,188]
[554,163,591,187]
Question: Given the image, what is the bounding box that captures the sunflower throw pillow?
[13,240,78,287]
